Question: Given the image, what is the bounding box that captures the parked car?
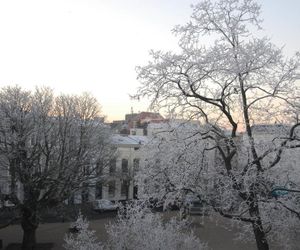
[0,200,16,210]
[4,200,15,208]
[92,199,119,212]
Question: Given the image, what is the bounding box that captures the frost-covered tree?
[64,213,104,250]
[139,122,300,249]
[134,0,300,249]
[106,201,206,250]
[138,121,213,208]
[0,86,114,250]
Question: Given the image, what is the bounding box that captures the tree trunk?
[249,199,269,250]
[22,227,37,250]
[21,207,38,250]
[252,220,269,250]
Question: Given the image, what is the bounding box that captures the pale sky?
[0,0,299,121]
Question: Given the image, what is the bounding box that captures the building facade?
[97,133,148,201]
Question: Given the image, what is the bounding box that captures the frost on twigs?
[135,0,300,249]
[64,212,104,250]
[106,201,207,250]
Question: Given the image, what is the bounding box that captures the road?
[0,212,295,250]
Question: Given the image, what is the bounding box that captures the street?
[0,212,259,250]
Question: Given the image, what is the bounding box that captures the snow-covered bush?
[106,201,206,250]
[64,213,104,250]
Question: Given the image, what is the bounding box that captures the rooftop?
[111,134,148,146]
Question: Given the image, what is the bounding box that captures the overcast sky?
[0,0,299,121]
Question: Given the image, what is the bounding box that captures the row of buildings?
[1,110,299,206]
[91,114,300,204]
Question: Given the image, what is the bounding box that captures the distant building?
[112,111,166,135]
[110,120,128,134]
[128,112,165,132]
[125,113,138,123]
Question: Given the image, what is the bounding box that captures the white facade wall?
[96,134,147,202]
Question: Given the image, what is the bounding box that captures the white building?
[83,131,148,203]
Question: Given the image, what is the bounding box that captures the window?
[108,181,116,198]
[133,185,138,199]
[121,180,129,197]
[81,183,89,202]
[122,159,128,173]
[133,158,140,175]
[95,181,102,199]
[109,159,116,175]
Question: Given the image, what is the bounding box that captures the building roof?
[251,124,290,134]
[111,134,148,147]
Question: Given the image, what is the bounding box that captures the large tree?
[134,0,300,249]
[0,86,113,250]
